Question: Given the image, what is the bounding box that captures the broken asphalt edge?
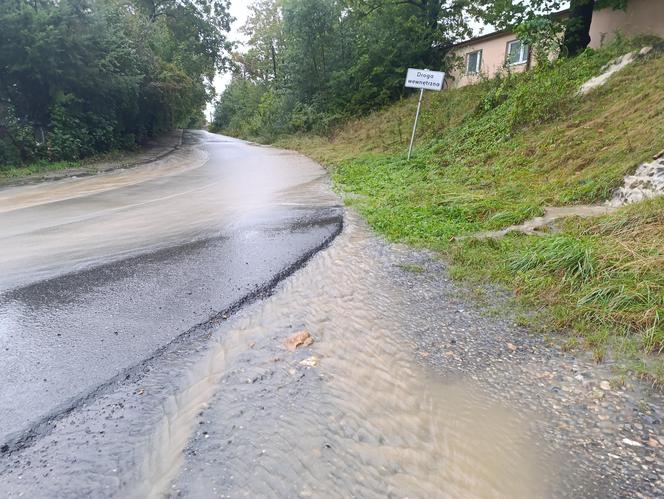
[0,212,343,457]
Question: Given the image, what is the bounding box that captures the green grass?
[0,145,138,182]
[279,37,664,383]
[0,159,81,179]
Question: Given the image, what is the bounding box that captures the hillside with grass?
[278,37,664,382]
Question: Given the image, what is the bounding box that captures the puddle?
[140,212,554,498]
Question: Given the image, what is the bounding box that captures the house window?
[466,50,482,74]
[506,40,529,65]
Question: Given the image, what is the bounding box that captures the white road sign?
[405,68,445,91]
[404,68,446,160]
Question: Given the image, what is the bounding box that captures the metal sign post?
[404,68,445,160]
[407,88,424,160]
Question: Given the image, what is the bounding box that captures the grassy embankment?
[0,136,167,184]
[278,38,664,382]
[0,159,81,180]
[0,150,138,182]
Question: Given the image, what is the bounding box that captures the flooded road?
[158,213,551,499]
[0,131,341,446]
[1,132,663,498]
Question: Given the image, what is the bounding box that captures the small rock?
[600,380,611,391]
[647,437,660,448]
[299,356,319,368]
[284,330,314,351]
[622,438,643,447]
[506,342,517,352]
[591,389,605,400]
[639,46,653,55]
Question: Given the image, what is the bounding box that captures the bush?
[0,103,42,166]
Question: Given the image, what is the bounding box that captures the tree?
[345,0,472,67]
[212,0,473,140]
[240,0,284,82]
[564,0,595,56]
[0,0,232,165]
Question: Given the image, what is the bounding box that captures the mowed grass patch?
[280,38,664,382]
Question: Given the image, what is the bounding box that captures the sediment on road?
[274,37,664,382]
[0,129,184,187]
[3,212,662,498]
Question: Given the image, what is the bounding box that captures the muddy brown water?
[131,212,554,499]
[0,133,337,291]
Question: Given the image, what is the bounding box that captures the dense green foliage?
[212,0,635,141]
[0,0,231,166]
[280,39,664,380]
[211,0,470,141]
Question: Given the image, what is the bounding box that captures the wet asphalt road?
[2,131,663,499]
[0,131,342,450]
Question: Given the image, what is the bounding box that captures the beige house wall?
[447,33,529,88]
[589,0,664,48]
[447,0,664,88]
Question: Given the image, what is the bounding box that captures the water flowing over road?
[0,131,341,448]
[1,132,662,498]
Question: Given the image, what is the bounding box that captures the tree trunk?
[563,0,595,57]
[270,42,277,81]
